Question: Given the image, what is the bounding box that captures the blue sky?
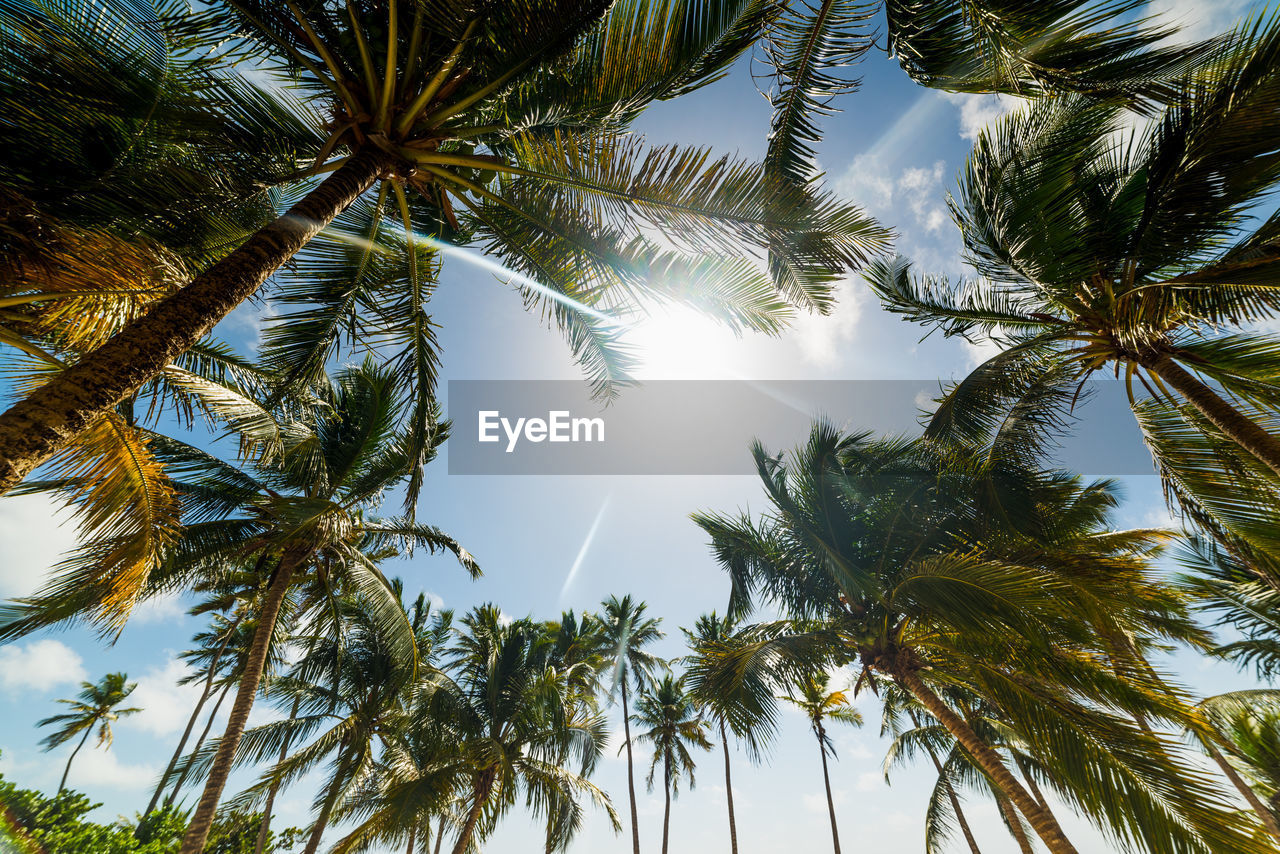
[0,1,1269,852]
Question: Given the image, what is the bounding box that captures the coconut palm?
[1196,691,1280,836]
[631,674,711,854]
[682,612,775,854]
[864,14,1280,578]
[0,0,888,494]
[779,674,863,854]
[598,594,664,854]
[693,421,1267,854]
[425,605,616,854]
[37,672,142,794]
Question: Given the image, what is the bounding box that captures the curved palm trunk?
[899,670,1080,854]
[0,149,392,494]
[621,679,641,854]
[254,695,302,854]
[924,748,981,854]
[995,791,1035,854]
[179,557,298,854]
[448,775,493,854]
[167,679,232,805]
[57,726,94,794]
[302,747,354,854]
[815,722,841,854]
[1203,737,1280,843]
[719,719,738,854]
[1149,355,1280,479]
[146,614,243,819]
[661,752,672,854]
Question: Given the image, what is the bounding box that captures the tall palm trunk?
[719,718,738,854]
[924,748,981,854]
[661,752,672,854]
[254,695,302,854]
[433,817,445,854]
[449,775,492,854]
[995,791,1035,854]
[899,669,1081,854]
[815,721,841,854]
[179,556,298,854]
[1203,737,1280,843]
[621,678,641,854]
[302,746,353,854]
[406,825,416,854]
[57,726,94,794]
[146,614,243,818]
[0,149,392,494]
[167,679,232,805]
[1149,354,1280,479]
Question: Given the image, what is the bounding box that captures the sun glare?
[624,304,747,380]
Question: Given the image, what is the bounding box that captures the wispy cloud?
[0,640,87,692]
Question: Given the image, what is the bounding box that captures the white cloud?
[129,593,187,625]
[855,771,884,792]
[942,92,1020,141]
[0,639,87,692]
[0,494,78,598]
[125,657,205,738]
[1146,0,1251,43]
[62,742,156,791]
[791,279,866,367]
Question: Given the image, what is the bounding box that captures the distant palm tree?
[1196,691,1280,839]
[780,674,863,854]
[632,674,711,854]
[598,594,664,854]
[694,421,1268,854]
[682,612,775,854]
[38,672,142,793]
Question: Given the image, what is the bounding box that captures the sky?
[0,1,1269,853]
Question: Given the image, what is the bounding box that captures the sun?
[623,304,745,380]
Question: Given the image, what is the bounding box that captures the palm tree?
[0,0,887,494]
[598,594,664,854]
[864,15,1280,577]
[631,674,710,854]
[37,672,142,793]
[1196,691,1280,836]
[426,605,617,854]
[780,674,863,854]
[682,612,775,854]
[693,421,1269,854]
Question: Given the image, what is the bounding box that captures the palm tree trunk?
[899,669,1080,854]
[302,747,353,854]
[621,678,641,854]
[167,679,232,805]
[815,723,841,854]
[719,718,738,854]
[146,614,243,819]
[433,817,445,854]
[179,556,298,854]
[57,726,94,794]
[253,695,302,854]
[1203,737,1280,843]
[995,792,1035,854]
[448,777,491,854]
[406,825,416,854]
[661,753,672,854]
[0,148,393,494]
[924,748,981,854]
[1148,354,1280,479]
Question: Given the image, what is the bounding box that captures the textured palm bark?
[719,718,739,854]
[179,557,298,854]
[621,678,641,854]
[1149,354,1280,479]
[661,752,672,854]
[815,722,841,854]
[406,826,416,854]
[0,148,392,493]
[900,670,1080,854]
[449,774,493,854]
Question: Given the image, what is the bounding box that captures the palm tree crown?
[38,672,142,793]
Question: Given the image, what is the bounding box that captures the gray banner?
[445,380,1154,476]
